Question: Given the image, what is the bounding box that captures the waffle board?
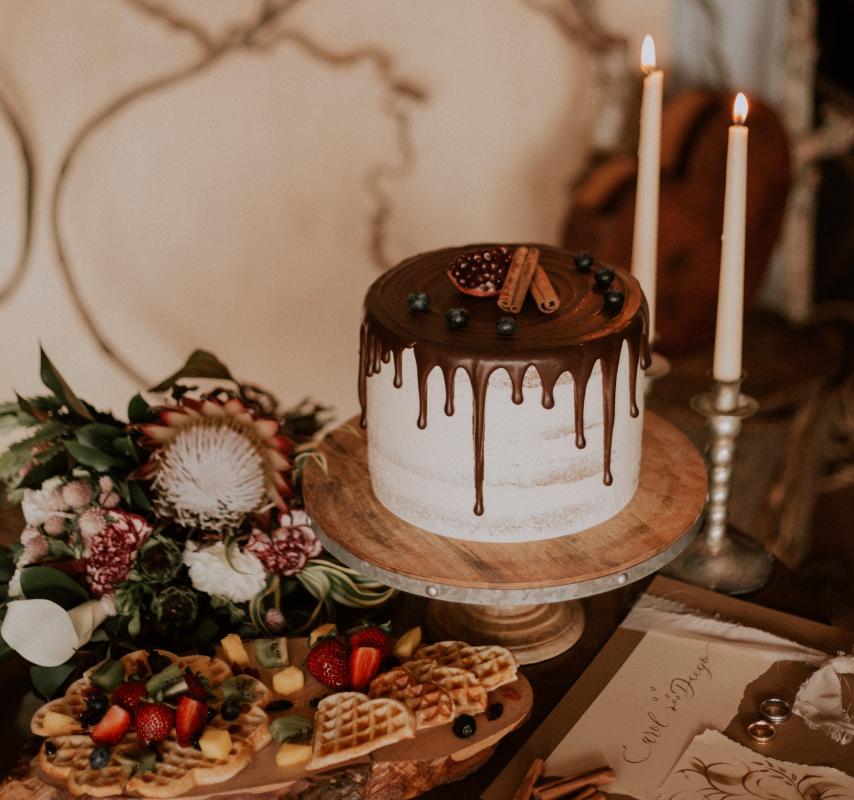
[5,638,532,800]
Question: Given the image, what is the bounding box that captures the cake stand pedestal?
[302,413,707,664]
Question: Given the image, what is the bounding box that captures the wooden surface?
[2,638,533,800]
[302,413,707,592]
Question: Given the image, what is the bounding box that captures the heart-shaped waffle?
[367,668,454,730]
[403,659,488,717]
[31,649,272,798]
[414,641,517,690]
[306,692,416,772]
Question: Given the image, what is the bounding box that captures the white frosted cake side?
[366,343,643,542]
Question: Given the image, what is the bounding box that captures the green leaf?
[149,350,234,393]
[15,392,51,421]
[0,547,14,583]
[31,661,77,699]
[20,566,89,610]
[112,435,139,463]
[47,538,75,560]
[128,393,156,424]
[128,481,153,512]
[65,441,122,472]
[8,420,66,454]
[40,349,95,421]
[75,423,124,452]
[17,448,66,490]
[0,632,14,662]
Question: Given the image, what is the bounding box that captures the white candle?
[713,93,749,385]
[631,34,663,343]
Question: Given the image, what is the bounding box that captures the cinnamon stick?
[498,246,539,313]
[511,757,545,800]
[531,264,560,313]
[533,767,615,800]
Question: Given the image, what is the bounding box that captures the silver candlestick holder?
[662,374,773,595]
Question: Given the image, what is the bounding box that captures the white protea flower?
[138,397,295,532]
[183,540,267,603]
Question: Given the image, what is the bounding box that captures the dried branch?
[0,82,36,305]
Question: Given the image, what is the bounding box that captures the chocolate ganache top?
[359,243,650,517]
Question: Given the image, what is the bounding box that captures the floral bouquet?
[0,350,393,698]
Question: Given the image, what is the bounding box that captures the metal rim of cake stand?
[311,513,702,607]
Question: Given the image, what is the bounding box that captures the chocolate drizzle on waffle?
[359,244,650,516]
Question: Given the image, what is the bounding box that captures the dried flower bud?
[62,480,94,510]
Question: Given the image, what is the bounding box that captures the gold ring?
[747,719,775,744]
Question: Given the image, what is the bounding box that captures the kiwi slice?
[269,714,312,743]
[90,659,124,693]
[162,678,190,698]
[145,663,183,697]
[219,675,257,703]
[254,637,289,668]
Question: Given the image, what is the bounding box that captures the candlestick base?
[662,524,773,595]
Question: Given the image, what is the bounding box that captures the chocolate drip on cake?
[358,244,650,516]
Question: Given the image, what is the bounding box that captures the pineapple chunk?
[272,666,304,696]
[392,626,422,660]
[276,742,312,768]
[308,623,337,647]
[220,634,250,667]
[199,728,232,760]
[42,710,79,735]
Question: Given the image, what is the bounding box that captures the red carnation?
[83,510,152,597]
[245,510,321,576]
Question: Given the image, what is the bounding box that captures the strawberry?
[348,624,392,658]
[175,696,207,747]
[183,670,208,702]
[135,702,175,746]
[90,704,131,746]
[349,647,383,692]
[305,638,350,690]
[112,680,147,712]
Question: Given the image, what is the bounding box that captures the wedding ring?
[759,697,791,724]
[747,719,775,744]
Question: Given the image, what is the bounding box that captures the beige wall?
[1,0,739,422]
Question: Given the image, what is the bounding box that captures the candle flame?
[733,92,748,124]
[641,35,656,74]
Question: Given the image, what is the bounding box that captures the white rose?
[183,541,267,603]
[21,476,67,527]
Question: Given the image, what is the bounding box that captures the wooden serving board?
[5,639,532,800]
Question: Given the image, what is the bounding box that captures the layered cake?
[359,244,650,543]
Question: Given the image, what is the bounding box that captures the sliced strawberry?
[90,704,131,746]
[183,670,208,702]
[112,680,147,712]
[349,646,383,692]
[306,638,350,690]
[175,696,207,747]
[348,624,392,658]
[135,702,175,746]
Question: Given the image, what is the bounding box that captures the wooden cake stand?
[302,413,707,664]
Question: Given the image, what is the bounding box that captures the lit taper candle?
[712,93,749,388]
[631,34,663,343]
